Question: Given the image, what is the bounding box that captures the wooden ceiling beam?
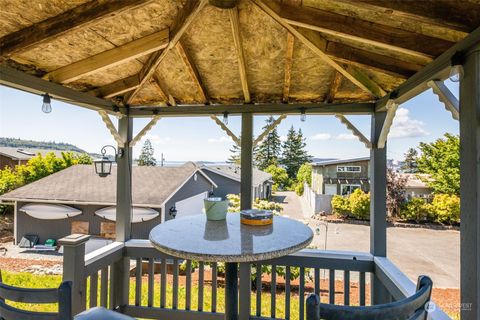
[229,7,250,103]
[278,2,453,60]
[325,71,343,103]
[152,73,170,104]
[318,0,469,42]
[175,41,209,103]
[252,0,384,98]
[0,0,153,58]
[124,0,207,104]
[88,75,140,99]
[44,29,169,84]
[283,32,295,103]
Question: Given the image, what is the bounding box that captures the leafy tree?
[387,168,408,217]
[296,163,312,187]
[255,116,282,170]
[138,139,157,166]
[401,148,419,173]
[264,164,290,191]
[417,133,460,195]
[280,126,312,178]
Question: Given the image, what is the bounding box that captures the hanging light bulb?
[449,52,464,83]
[42,93,52,113]
[223,111,229,125]
[300,108,306,122]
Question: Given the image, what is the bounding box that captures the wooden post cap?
[58,234,91,246]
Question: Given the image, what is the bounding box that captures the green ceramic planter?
[204,197,229,221]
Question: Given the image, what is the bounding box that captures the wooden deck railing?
[60,236,451,320]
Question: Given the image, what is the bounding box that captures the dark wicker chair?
[0,270,72,320]
[306,275,433,320]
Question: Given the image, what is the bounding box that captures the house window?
[337,166,361,173]
[341,184,361,195]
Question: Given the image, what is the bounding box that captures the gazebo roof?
[1,0,480,117]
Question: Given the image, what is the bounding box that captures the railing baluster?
[160,257,166,308]
[108,264,115,310]
[135,258,142,306]
[359,272,366,306]
[344,270,350,306]
[198,261,204,311]
[329,269,335,304]
[285,266,291,320]
[299,267,305,320]
[90,273,98,308]
[256,264,262,317]
[314,268,320,296]
[100,267,108,307]
[173,259,179,309]
[212,263,217,312]
[186,260,192,311]
[271,264,276,318]
[148,258,154,307]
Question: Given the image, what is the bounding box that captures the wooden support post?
[113,115,133,310]
[59,234,91,315]
[239,263,251,319]
[459,44,480,320]
[240,112,253,210]
[370,112,390,304]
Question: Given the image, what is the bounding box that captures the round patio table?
[149,212,313,320]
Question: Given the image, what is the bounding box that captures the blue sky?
[0,82,459,162]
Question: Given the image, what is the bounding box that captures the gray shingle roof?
[201,165,272,186]
[0,147,76,160]
[0,162,208,207]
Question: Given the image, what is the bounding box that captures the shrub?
[400,198,430,223]
[264,165,290,191]
[294,183,304,196]
[427,194,460,224]
[227,194,282,214]
[331,189,370,220]
[296,163,312,187]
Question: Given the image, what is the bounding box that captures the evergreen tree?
[401,148,419,173]
[280,126,312,178]
[255,116,282,170]
[227,136,259,165]
[138,139,157,166]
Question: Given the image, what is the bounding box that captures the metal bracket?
[98,111,124,147]
[427,80,459,120]
[210,115,241,145]
[253,114,287,147]
[130,115,161,147]
[377,99,399,149]
[335,114,372,149]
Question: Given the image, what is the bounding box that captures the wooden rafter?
[335,114,372,149]
[377,100,399,149]
[315,0,469,43]
[229,7,250,103]
[210,116,240,145]
[98,111,124,146]
[325,71,343,103]
[253,115,287,147]
[0,0,153,58]
[283,33,295,103]
[278,2,453,61]
[130,115,161,147]
[44,29,169,84]
[89,75,140,99]
[124,0,207,103]
[175,41,209,103]
[252,0,385,98]
[152,73,170,104]
[427,80,459,120]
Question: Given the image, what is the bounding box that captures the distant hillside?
[0,137,86,153]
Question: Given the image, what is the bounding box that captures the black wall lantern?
[169,206,178,219]
[94,145,124,177]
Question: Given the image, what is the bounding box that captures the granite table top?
[149,213,313,263]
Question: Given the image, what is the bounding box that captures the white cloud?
[310,133,332,141]
[208,136,233,143]
[142,134,171,145]
[336,133,357,140]
[389,108,429,139]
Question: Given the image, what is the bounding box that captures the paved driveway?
[273,191,310,220]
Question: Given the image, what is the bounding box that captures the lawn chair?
[306,275,433,320]
[0,270,72,320]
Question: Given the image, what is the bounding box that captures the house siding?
[202,170,272,200]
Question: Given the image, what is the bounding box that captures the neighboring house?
[0,147,75,169]
[0,162,216,244]
[305,157,370,214]
[200,165,273,200]
[401,173,432,199]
